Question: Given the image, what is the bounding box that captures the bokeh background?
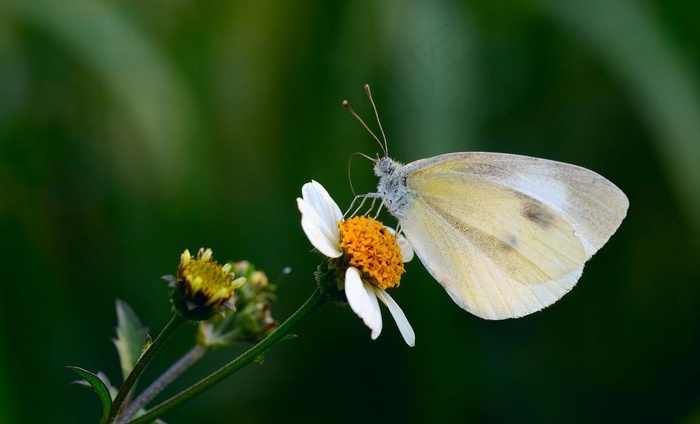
[1,0,700,422]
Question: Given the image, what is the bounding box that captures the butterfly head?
[374,155,396,177]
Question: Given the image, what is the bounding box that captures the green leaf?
[67,366,112,424]
[280,334,298,342]
[112,299,148,381]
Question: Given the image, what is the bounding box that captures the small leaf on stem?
[113,299,148,381]
[67,366,113,424]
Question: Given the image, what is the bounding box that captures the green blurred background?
[1,0,700,422]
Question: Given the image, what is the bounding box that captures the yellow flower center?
[178,249,241,308]
[338,216,404,290]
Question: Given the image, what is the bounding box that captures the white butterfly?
[344,85,629,320]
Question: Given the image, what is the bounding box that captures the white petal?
[345,267,382,339]
[302,181,343,227]
[363,281,383,340]
[297,198,342,258]
[396,235,414,263]
[345,267,367,315]
[375,289,415,347]
[386,227,414,263]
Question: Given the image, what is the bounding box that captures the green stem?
[110,312,187,422]
[117,345,207,423]
[125,287,327,424]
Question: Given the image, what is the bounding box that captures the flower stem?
[125,287,327,424]
[117,345,207,423]
[110,312,187,422]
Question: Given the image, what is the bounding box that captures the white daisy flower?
[297,180,416,346]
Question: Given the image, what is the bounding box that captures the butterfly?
[343,85,629,320]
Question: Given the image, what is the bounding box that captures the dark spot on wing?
[504,234,518,250]
[521,200,554,228]
[490,234,519,254]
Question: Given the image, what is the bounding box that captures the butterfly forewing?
[404,153,629,255]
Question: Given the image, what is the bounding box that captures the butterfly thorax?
[374,156,412,218]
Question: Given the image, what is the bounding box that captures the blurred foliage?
[1,0,699,422]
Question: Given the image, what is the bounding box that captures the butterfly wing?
[398,152,628,319]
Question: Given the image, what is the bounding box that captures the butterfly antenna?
[347,151,375,197]
[343,98,385,158]
[364,84,388,157]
